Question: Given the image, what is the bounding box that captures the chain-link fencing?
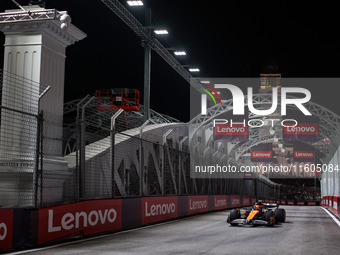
[0,70,282,208]
[0,70,48,208]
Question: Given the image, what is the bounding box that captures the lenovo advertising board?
[38,199,122,244]
[230,195,241,208]
[333,197,338,214]
[293,143,315,162]
[283,110,319,142]
[242,196,250,206]
[251,144,273,162]
[213,195,228,210]
[0,209,13,251]
[213,112,249,142]
[142,196,178,225]
[188,196,209,215]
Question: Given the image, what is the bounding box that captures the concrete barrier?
[0,209,13,251]
[321,196,340,217]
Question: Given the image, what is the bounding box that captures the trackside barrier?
[0,195,281,252]
[308,201,317,206]
[328,196,333,210]
[38,199,122,244]
[326,196,329,208]
[2,196,322,251]
[242,196,250,206]
[230,195,241,208]
[213,195,228,210]
[321,196,340,217]
[191,197,322,207]
[333,196,338,214]
[142,196,178,225]
[188,196,209,215]
[0,209,13,251]
[284,200,318,206]
[263,199,320,206]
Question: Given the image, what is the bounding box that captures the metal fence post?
[140,120,150,196]
[34,111,42,208]
[33,86,50,208]
[111,109,124,198]
[38,111,44,207]
[79,97,94,199]
[179,136,188,195]
[75,95,91,201]
[161,129,173,195]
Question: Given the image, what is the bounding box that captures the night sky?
[0,0,340,122]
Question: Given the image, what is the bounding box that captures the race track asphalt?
[10,206,340,255]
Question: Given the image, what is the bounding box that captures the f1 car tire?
[229,209,240,226]
[265,210,275,226]
[275,208,286,223]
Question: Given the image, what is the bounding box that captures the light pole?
[127,2,168,121]
[143,7,152,121]
[127,1,199,121]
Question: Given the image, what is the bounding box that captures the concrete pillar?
[0,5,86,207]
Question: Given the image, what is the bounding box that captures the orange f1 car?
[227,200,286,226]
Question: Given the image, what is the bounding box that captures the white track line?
[321,206,340,227]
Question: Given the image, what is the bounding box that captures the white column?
[0,5,86,207]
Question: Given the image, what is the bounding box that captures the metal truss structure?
[189,94,340,163]
[127,104,180,124]
[0,8,60,23]
[99,0,203,91]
